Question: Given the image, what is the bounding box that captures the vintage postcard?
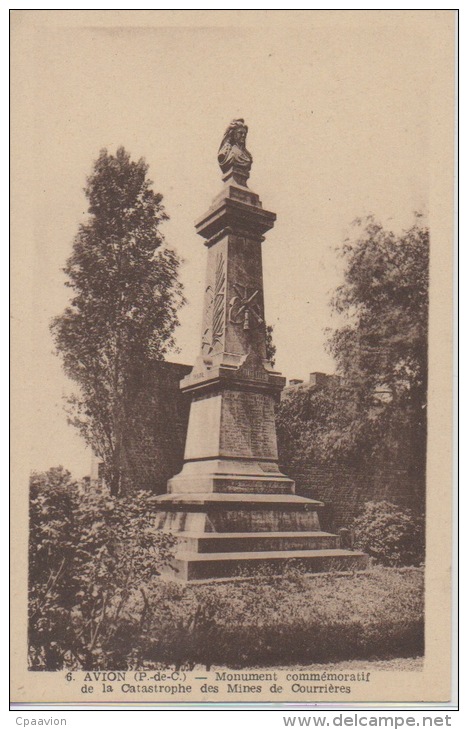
[11,10,456,706]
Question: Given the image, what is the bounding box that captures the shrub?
[352,501,424,567]
[28,467,176,670]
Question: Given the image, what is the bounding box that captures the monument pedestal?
[154,120,368,580]
[154,493,368,581]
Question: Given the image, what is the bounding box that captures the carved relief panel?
[201,252,226,356]
[228,283,264,331]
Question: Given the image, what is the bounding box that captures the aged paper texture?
[11,10,455,705]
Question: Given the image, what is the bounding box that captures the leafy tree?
[328,215,428,414]
[277,216,429,501]
[51,148,185,494]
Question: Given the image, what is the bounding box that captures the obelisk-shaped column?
[154,120,369,581]
[168,119,294,495]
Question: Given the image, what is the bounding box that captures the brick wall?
[120,361,192,494]
[285,463,423,531]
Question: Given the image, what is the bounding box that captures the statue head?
[219,119,248,152]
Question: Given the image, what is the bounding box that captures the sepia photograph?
[11,9,456,706]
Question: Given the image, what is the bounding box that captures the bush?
[28,467,176,670]
[352,501,424,567]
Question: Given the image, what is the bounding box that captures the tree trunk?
[109,433,123,496]
[109,469,121,497]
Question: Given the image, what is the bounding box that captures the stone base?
[167,549,369,582]
[167,459,295,495]
[153,493,369,581]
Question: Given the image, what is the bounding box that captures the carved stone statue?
[218,118,253,185]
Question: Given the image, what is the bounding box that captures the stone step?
[154,493,324,533]
[179,531,341,553]
[155,492,324,507]
[167,548,369,581]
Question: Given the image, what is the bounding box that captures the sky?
[13,11,436,477]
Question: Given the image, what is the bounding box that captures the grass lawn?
[211,657,423,672]
[137,566,424,669]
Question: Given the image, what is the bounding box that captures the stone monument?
[154,119,368,580]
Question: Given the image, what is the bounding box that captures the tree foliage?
[277,216,429,495]
[28,467,176,670]
[328,215,428,410]
[50,148,185,494]
[277,378,371,468]
[265,324,276,366]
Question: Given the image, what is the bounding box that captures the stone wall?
[120,361,192,494]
